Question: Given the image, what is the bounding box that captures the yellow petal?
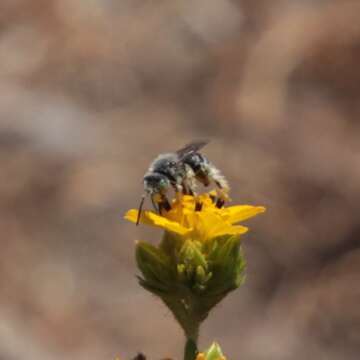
[125,194,265,242]
[195,212,248,240]
[212,224,249,238]
[124,209,190,235]
[222,205,266,224]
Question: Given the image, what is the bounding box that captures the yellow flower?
[126,193,266,344]
[125,193,265,242]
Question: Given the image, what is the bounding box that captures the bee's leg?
[191,188,202,211]
[215,181,226,208]
[172,183,183,202]
[151,196,160,213]
[185,182,195,196]
[214,179,230,208]
[216,198,225,208]
[209,193,217,204]
[195,199,203,211]
[159,194,171,214]
[183,179,202,210]
[183,167,202,210]
[188,185,202,211]
[181,181,189,195]
[184,165,197,196]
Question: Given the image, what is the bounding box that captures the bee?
[180,145,230,208]
[136,141,229,224]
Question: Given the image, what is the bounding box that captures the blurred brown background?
[1,1,360,359]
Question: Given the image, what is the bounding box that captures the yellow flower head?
[125,193,266,340]
[125,193,265,242]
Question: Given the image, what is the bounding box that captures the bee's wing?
[176,140,209,160]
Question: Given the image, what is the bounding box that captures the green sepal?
[135,241,174,294]
[135,232,247,341]
[205,235,246,296]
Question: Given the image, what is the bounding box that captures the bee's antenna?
[136,195,146,226]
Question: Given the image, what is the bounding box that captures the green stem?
[184,337,198,360]
[161,294,201,359]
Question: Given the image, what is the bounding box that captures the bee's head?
[144,173,170,194]
[151,154,179,178]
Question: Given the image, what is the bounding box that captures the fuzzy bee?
[136,141,229,225]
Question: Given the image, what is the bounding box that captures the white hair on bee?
[208,164,230,203]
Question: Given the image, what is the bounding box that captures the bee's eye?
[169,161,176,167]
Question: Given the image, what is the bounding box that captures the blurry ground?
[1,1,360,359]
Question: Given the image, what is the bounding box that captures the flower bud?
[196,342,226,360]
